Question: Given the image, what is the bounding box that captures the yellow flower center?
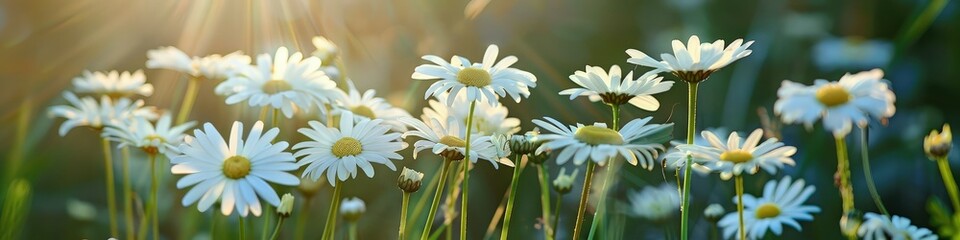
[142,134,166,154]
[332,137,363,158]
[222,156,252,179]
[456,67,492,87]
[350,105,376,119]
[439,135,467,148]
[574,126,624,145]
[719,150,753,163]
[755,203,781,219]
[815,84,851,107]
[263,80,293,94]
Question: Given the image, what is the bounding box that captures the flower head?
[532,117,671,169]
[102,113,196,155]
[277,193,295,217]
[294,112,407,186]
[215,47,342,118]
[662,128,732,176]
[704,203,725,223]
[626,35,754,83]
[398,167,425,193]
[670,129,796,180]
[626,183,680,221]
[312,36,339,64]
[399,116,500,167]
[552,167,579,194]
[719,176,821,239]
[169,121,300,217]
[423,92,520,136]
[858,213,936,240]
[560,65,674,111]
[412,44,537,106]
[332,81,412,132]
[774,69,896,138]
[924,124,952,159]
[340,197,366,222]
[147,46,250,80]
[49,92,157,136]
[490,134,516,167]
[72,70,153,98]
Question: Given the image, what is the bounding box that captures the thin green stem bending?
[120,147,135,240]
[572,162,597,240]
[400,192,411,240]
[422,160,453,240]
[500,154,524,240]
[270,217,286,240]
[349,222,358,240]
[100,138,119,237]
[460,101,477,240]
[588,104,621,239]
[859,127,889,216]
[537,165,555,240]
[552,192,563,238]
[680,82,699,240]
[735,175,745,240]
[323,182,343,240]
[937,157,960,213]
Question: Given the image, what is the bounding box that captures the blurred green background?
[1,0,959,239]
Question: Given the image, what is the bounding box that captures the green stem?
[735,175,745,240]
[400,192,411,240]
[211,211,220,240]
[100,138,119,237]
[937,157,960,213]
[294,196,312,240]
[150,153,159,240]
[408,163,444,236]
[270,217,286,240]
[500,154,524,240]
[679,82,699,240]
[422,160,453,240]
[323,182,343,240]
[552,192,563,239]
[176,77,200,125]
[859,127,889,216]
[588,104,621,239]
[121,147,135,240]
[272,108,280,129]
[349,222,358,240]
[460,101,477,240]
[537,165,555,240]
[240,216,246,240]
[262,207,273,240]
[572,162,597,240]
[835,137,855,215]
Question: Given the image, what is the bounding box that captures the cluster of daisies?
[48,33,949,240]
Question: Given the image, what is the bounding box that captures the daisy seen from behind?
[858,213,937,240]
[560,65,674,111]
[718,176,820,239]
[72,70,153,98]
[626,35,754,83]
[169,121,300,217]
[412,44,537,106]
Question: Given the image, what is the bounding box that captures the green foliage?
[1,179,32,240]
[927,197,960,239]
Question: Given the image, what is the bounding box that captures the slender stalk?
[421,160,453,240]
[552,192,562,239]
[537,165,555,240]
[240,216,247,240]
[735,175,745,240]
[262,207,273,240]
[100,138,119,237]
[500,154,525,240]
[323,182,343,240]
[120,147,135,240]
[460,101,477,240]
[937,157,960,213]
[270,217,286,240]
[859,127,889,216]
[572,162,597,240]
[679,82,699,240]
[176,77,201,125]
[272,108,281,129]
[408,163,444,235]
[149,153,160,240]
[294,196,312,240]
[400,192,411,240]
[348,222,358,240]
[588,105,621,239]
[834,137,855,215]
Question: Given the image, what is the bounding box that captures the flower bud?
[552,167,579,194]
[277,193,295,217]
[298,177,324,198]
[924,124,952,159]
[703,204,725,223]
[398,167,425,193]
[340,197,366,222]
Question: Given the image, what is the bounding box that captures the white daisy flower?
[719,176,820,239]
[858,212,937,240]
[412,44,537,106]
[532,116,670,169]
[422,92,520,136]
[49,92,157,136]
[312,36,339,64]
[72,70,153,98]
[293,112,407,186]
[626,35,754,83]
[340,197,366,221]
[147,46,251,80]
[626,183,680,221]
[102,113,196,155]
[813,37,893,72]
[215,47,342,118]
[773,69,896,138]
[169,121,300,217]
[661,128,733,175]
[398,116,500,167]
[331,81,411,132]
[560,65,674,111]
[670,128,796,180]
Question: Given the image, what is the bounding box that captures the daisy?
[72,70,153,98]
[340,197,366,221]
[858,213,937,240]
[412,44,537,106]
[671,128,796,180]
[532,116,670,169]
[312,36,339,64]
[293,112,407,186]
[331,81,411,132]
[662,128,733,175]
[719,176,820,239]
[146,46,251,80]
[423,92,520,136]
[626,183,680,222]
[49,92,157,136]
[626,35,754,83]
[169,121,300,217]
[398,115,500,167]
[773,69,896,138]
[560,65,674,111]
[102,113,196,155]
[215,47,342,118]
